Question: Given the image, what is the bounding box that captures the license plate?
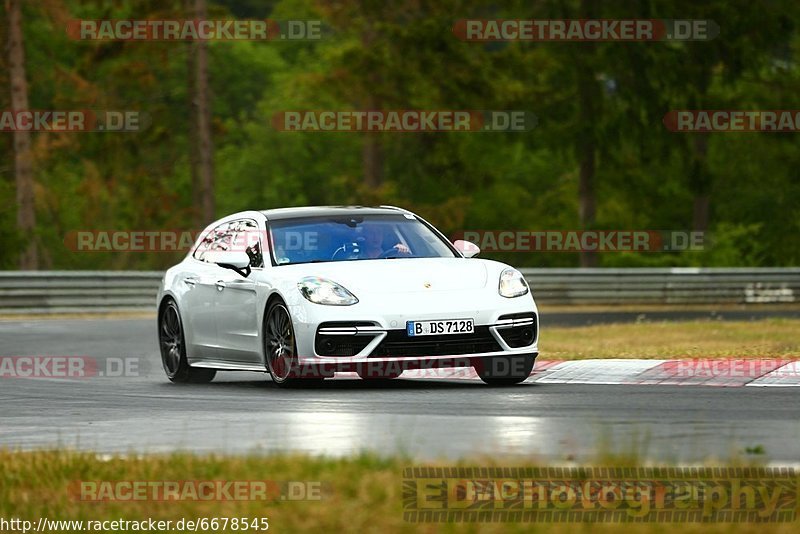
[406,319,474,337]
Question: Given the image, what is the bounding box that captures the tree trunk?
[690,134,711,232]
[360,25,382,189]
[6,0,37,269]
[193,0,214,224]
[576,59,598,268]
[577,135,597,266]
[576,0,598,268]
[186,0,201,229]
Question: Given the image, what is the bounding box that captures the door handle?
[215,280,226,291]
[184,277,198,286]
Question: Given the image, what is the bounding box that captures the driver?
[363,224,410,258]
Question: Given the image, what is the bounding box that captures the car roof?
[259,205,408,221]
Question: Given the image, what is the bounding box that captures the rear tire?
[158,299,216,384]
[475,354,535,386]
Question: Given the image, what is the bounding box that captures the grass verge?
[1,450,798,533]
[543,318,800,360]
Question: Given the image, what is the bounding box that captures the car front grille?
[369,326,501,357]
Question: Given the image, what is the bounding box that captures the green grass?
[543,318,800,360]
[1,450,798,533]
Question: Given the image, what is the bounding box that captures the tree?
[574,0,600,267]
[190,0,215,225]
[6,0,36,269]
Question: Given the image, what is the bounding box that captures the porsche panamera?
[156,206,539,386]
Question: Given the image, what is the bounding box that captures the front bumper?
[289,291,539,366]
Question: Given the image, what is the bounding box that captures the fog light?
[320,338,337,354]
[521,327,534,342]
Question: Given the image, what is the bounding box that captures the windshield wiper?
[279,259,329,265]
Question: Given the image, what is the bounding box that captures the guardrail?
[0,271,163,314]
[0,268,798,314]
[520,267,800,305]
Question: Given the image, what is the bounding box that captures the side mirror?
[210,250,251,277]
[453,239,480,258]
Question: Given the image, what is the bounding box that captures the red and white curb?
[397,358,800,387]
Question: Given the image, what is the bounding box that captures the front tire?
[158,299,216,383]
[264,300,324,387]
[475,354,535,386]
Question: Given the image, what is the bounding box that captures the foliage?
[2,0,799,268]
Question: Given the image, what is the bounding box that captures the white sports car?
[156,206,539,386]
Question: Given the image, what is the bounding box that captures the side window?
[193,218,264,267]
[193,222,234,262]
[233,219,264,268]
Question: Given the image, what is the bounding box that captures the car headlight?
[498,268,529,298]
[297,277,359,306]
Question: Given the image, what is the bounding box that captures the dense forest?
[1,0,799,270]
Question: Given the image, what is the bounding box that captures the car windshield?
[268,214,457,265]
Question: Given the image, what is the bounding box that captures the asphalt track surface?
[1,316,799,463]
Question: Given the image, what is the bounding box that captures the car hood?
[278,257,490,294]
